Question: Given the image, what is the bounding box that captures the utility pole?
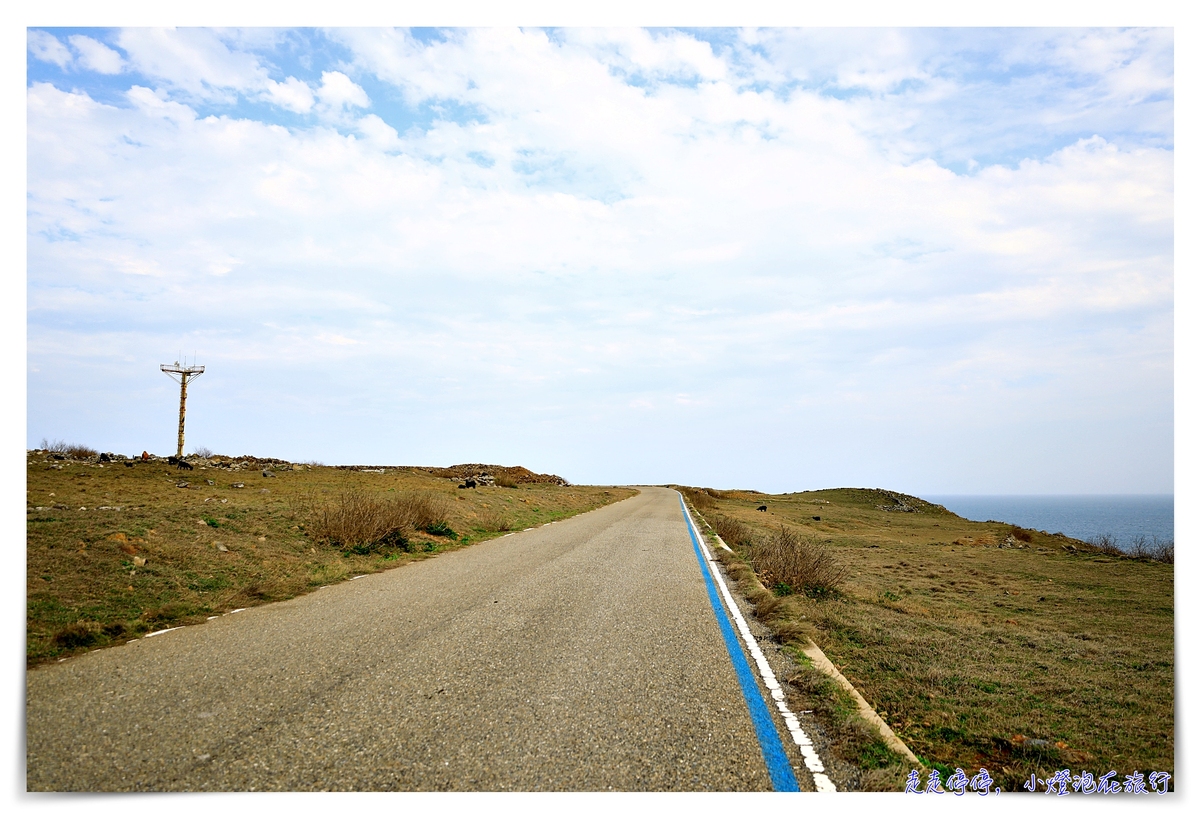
[160,360,204,459]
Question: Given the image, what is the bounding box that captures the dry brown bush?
[40,438,98,459]
[710,513,756,548]
[680,487,716,511]
[401,491,451,531]
[1087,533,1125,557]
[1009,526,1034,543]
[479,510,512,531]
[494,473,519,488]
[1122,534,1174,564]
[750,525,847,598]
[307,488,425,551]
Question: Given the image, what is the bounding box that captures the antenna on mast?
[161,359,205,459]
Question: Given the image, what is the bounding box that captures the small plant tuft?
[53,620,103,649]
[479,510,512,531]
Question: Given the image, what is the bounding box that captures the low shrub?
[750,525,847,599]
[710,513,756,548]
[1009,526,1034,543]
[1086,533,1125,557]
[479,510,512,531]
[53,620,103,649]
[494,473,519,488]
[1127,534,1174,564]
[308,488,420,552]
[402,491,452,532]
[40,438,98,459]
[681,487,716,511]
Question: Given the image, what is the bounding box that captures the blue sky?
[25,26,1174,494]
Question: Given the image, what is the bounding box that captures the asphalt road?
[26,486,800,791]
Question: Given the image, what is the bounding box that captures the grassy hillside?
[26,451,634,666]
[682,486,1173,793]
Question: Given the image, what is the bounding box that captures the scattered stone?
[176,482,189,488]
[206,479,215,486]
[231,482,245,489]
[214,542,228,552]
[262,470,276,478]
[259,489,270,494]
[132,556,147,567]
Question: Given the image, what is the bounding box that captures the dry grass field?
[25,451,633,667]
[681,486,1173,793]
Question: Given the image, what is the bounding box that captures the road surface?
[27,486,821,791]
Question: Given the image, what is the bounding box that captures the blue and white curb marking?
[679,493,838,792]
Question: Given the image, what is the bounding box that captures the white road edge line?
[144,626,181,638]
[682,502,838,793]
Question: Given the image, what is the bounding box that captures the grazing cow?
[168,456,194,471]
[812,516,821,521]
[141,451,150,461]
[757,504,767,512]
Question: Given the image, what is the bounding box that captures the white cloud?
[28,30,72,69]
[68,35,124,74]
[317,71,370,111]
[356,114,401,150]
[263,76,315,113]
[116,28,267,103]
[114,28,318,114]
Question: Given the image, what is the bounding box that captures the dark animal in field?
[812,516,821,521]
[757,505,767,512]
[124,461,134,467]
[168,456,194,471]
[458,477,477,489]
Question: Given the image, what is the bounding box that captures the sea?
[924,495,1174,550]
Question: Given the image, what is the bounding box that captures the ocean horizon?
[924,494,1174,549]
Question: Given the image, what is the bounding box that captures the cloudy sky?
[25,26,1173,494]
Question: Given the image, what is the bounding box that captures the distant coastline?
[926,494,1174,549]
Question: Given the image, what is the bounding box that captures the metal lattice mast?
[160,360,205,459]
